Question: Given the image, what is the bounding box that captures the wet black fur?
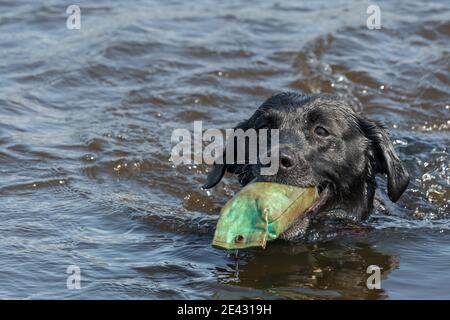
[204,92,409,234]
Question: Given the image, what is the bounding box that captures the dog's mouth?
[252,176,331,216]
[307,183,331,216]
[279,183,331,240]
[258,178,331,215]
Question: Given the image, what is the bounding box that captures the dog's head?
[204,92,409,224]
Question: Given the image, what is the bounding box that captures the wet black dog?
[203,92,409,239]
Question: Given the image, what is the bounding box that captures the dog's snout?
[279,149,296,171]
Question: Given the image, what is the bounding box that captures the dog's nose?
[279,148,295,171]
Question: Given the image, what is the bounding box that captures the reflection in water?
[216,239,398,299]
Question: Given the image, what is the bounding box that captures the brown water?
[0,0,449,299]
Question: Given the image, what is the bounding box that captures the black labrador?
[203,92,409,240]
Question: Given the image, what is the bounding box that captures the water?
[0,0,449,299]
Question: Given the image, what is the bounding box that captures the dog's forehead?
[302,100,356,123]
[256,94,360,131]
[277,98,358,126]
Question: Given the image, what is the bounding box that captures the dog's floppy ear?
[202,119,251,189]
[203,160,226,189]
[361,119,409,202]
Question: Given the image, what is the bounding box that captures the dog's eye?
[314,126,329,137]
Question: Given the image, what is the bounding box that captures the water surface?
[0,0,449,299]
